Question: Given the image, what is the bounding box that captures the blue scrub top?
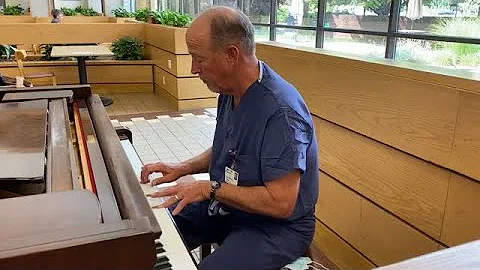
[209,61,319,227]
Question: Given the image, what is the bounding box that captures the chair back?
[14,50,27,77]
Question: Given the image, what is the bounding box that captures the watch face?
[211,181,220,189]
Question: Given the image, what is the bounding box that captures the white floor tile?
[131,117,146,121]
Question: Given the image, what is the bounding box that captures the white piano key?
[120,140,198,270]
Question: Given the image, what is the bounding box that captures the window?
[149,0,480,69]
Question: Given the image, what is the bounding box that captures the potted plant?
[112,7,133,18]
[150,10,191,27]
[61,6,100,16]
[2,4,24,15]
[111,36,144,60]
[0,45,15,61]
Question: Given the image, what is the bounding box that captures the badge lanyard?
[225,149,239,186]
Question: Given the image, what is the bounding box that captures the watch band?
[210,181,221,201]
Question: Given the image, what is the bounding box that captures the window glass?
[398,0,480,39]
[324,0,391,31]
[275,28,316,47]
[396,38,480,69]
[255,25,271,41]
[277,0,318,26]
[324,32,387,58]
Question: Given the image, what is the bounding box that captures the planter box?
[0,60,154,93]
[35,16,114,23]
[0,15,35,23]
[153,66,215,100]
[145,23,217,110]
[144,43,192,77]
[145,24,188,54]
[154,84,217,111]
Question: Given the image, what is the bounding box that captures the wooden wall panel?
[312,221,375,270]
[0,23,144,44]
[314,117,449,239]
[449,92,480,182]
[154,67,215,99]
[317,172,440,266]
[358,200,439,266]
[257,47,459,168]
[145,24,188,54]
[441,174,480,246]
[316,172,362,246]
[144,44,193,77]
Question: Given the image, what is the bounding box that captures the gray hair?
[51,9,63,18]
[208,7,256,55]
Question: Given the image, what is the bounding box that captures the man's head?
[51,9,63,22]
[186,6,257,94]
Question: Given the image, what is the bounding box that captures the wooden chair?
[15,49,57,86]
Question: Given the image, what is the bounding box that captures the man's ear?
[224,45,240,65]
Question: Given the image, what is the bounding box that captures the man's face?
[186,26,233,94]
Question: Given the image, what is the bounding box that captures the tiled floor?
[104,92,175,117]
[111,111,216,165]
[110,109,217,264]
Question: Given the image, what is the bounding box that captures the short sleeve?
[261,108,312,182]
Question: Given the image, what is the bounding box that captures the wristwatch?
[210,181,221,201]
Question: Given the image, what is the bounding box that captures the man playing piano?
[141,6,319,270]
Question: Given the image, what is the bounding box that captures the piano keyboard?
[121,140,198,270]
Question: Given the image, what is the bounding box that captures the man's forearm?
[182,148,212,175]
[213,171,300,219]
[214,184,292,219]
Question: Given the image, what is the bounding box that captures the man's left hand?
[148,181,211,215]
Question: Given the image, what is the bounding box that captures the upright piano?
[0,85,197,269]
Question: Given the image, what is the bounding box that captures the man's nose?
[191,63,200,75]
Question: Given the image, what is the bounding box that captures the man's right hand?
[140,162,189,186]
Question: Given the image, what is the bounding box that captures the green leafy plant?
[2,4,24,15]
[61,7,77,16]
[61,6,98,16]
[112,7,133,17]
[111,37,144,60]
[430,17,480,66]
[134,8,152,22]
[39,44,54,61]
[0,45,15,60]
[151,10,191,27]
[78,6,99,16]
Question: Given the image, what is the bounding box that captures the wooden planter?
[0,60,154,93]
[145,23,217,110]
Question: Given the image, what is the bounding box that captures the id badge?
[224,166,239,186]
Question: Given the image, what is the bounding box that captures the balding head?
[189,6,256,55]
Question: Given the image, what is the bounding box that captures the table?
[374,240,480,270]
[51,45,114,84]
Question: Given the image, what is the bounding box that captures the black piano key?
[154,261,172,270]
[156,246,166,253]
[156,255,169,263]
[154,266,171,270]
